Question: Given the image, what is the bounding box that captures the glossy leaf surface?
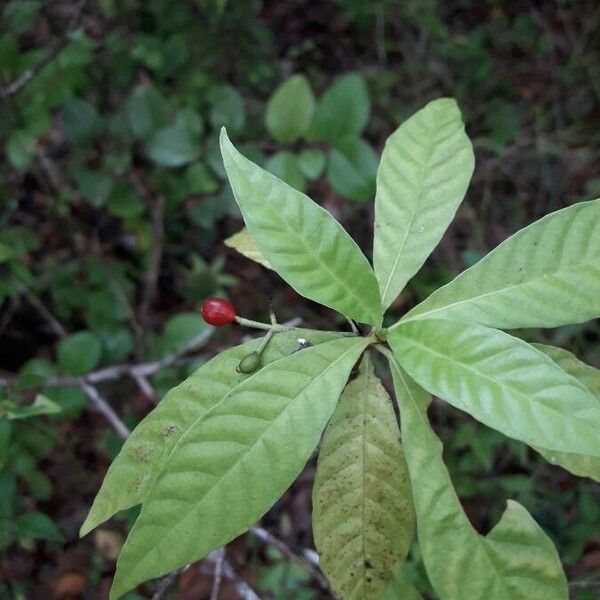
[221,129,382,325]
[312,356,414,600]
[402,199,600,328]
[389,319,600,457]
[110,336,370,598]
[373,98,474,309]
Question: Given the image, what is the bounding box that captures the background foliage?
[0,0,598,598]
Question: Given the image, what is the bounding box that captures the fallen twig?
[40,327,215,389]
[151,565,190,600]
[10,288,321,593]
[202,552,261,600]
[249,526,329,590]
[17,283,130,439]
[33,316,302,390]
[210,547,226,600]
[80,382,130,439]
[131,172,165,353]
[568,579,600,589]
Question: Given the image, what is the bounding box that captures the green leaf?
[312,355,415,600]
[0,242,13,263]
[0,421,11,469]
[185,163,218,194]
[532,344,600,482]
[126,84,170,139]
[327,137,377,202]
[389,362,568,600]
[106,181,145,219]
[381,566,423,600]
[388,319,600,457]
[61,99,100,145]
[160,313,210,357]
[72,167,113,208]
[23,470,53,501]
[209,85,246,134]
[373,98,474,309]
[310,74,370,143]
[44,386,87,419]
[402,198,600,328]
[265,74,315,143]
[0,472,16,550]
[224,228,272,269]
[265,151,307,192]
[220,129,382,326]
[1,395,61,420]
[533,345,600,398]
[58,331,102,376]
[109,336,369,598]
[298,148,326,180]
[6,130,37,170]
[99,327,135,363]
[145,122,200,167]
[80,329,345,536]
[3,1,42,34]
[16,358,58,389]
[16,511,64,543]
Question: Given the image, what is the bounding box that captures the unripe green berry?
[236,351,261,374]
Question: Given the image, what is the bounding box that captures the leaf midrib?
[136,334,342,510]
[390,364,512,599]
[131,338,367,575]
[244,196,380,326]
[392,330,598,452]
[378,119,436,306]
[396,253,600,328]
[360,366,369,598]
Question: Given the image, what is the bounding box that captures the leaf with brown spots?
[81,329,344,537]
[312,355,415,600]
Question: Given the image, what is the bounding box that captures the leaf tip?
[79,507,99,538]
[219,126,230,149]
[79,521,92,538]
[503,498,524,514]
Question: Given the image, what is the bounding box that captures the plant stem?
[234,316,293,332]
[346,317,360,334]
[256,328,276,354]
[374,343,397,367]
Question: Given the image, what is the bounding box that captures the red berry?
[201,297,236,326]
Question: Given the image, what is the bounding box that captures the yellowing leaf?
[312,356,414,600]
[224,228,272,269]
